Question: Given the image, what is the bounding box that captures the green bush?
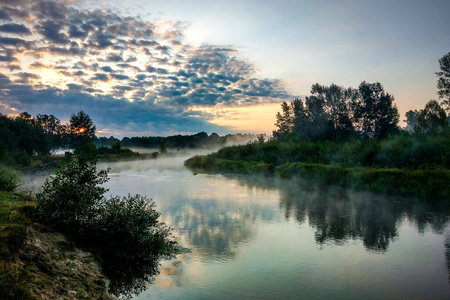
[36,149,108,235]
[0,165,20,192]
[85,194,177,266]
[35,147,179,288]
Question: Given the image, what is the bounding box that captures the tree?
[353,82,399,139]
[273,101,294,140]
[308,83,354,140]
[404,110,420,133]
[69,110,96,148]
[437,52,450,113]
[415,100,447,134]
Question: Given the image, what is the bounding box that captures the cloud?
[0,23,31,34]
[0,0,291,136]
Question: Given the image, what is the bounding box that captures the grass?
[0,165,20,192]
[0,191,37,300]
[185,156,450,200]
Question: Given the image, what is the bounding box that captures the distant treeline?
[0,110,256,166]
[0,111,96,165]
[94,132,256,149]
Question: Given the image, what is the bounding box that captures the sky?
[0,0,449,137]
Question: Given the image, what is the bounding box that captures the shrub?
[35,146,179,294]
[85,194,177,266]
[36,149,108,235]
[0,165,20,192]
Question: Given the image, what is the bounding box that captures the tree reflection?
[105,259,161,299]
[230,175,450,253]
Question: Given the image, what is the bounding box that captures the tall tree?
[69,111,96,148]
[273,101,294,140]
[309,83,354,140]
[437,52,450,113]
[353,82,399,139]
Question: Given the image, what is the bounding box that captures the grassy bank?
[184,131,450,200]
[185,156,449,199]
[0,190,110,299]
[208,129,450,170]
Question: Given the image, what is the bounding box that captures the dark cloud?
[37,20,69,44]
[106,53,123,62]
[0,36,32,48]
[101,66,114,73]
[91,73,109,82]
[8,63,21,71]
[0,49,18,62]
[0,23,31,34]
[111,74,129,80]
[0,10,12,21]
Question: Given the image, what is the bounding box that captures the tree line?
[0,110,95,165]
[273,52,450,141]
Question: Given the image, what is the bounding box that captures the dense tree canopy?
[273,81,399,141]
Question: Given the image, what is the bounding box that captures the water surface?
[95,157,450,300]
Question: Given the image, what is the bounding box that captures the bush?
[35,147,179,293]
[86,194,177,266]
[0,165,20,192]
[36,149,108,235]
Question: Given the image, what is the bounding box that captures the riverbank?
[0,191,110,299]
[184,131,450,200]
[185,156,449,199]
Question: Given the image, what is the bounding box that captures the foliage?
[35,147,178,296]
[437,51,450,113]
[185,156,274,175]
[0,191,36,300]
[404,109,420,133]
[209,128,450,170]
[0,165,20,192]
[36,145,108,235]
[273,81,399,141]
[0,113,51,157]
[415,100,447,134]
[119,132,256,149]
[353,81,399,139]
[68,110,96,149]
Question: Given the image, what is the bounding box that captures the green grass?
[185,156,450,200]
[0,165,20,192]
[0,191,37,300]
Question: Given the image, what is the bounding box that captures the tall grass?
[0,165,20,192]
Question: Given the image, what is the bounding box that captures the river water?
[24,155,450,299]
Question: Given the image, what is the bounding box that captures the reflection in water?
[232,175,450,253]
[106,259,160,300]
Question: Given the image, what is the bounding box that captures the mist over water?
[23,154,450,299]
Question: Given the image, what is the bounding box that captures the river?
[24,154,450,299]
